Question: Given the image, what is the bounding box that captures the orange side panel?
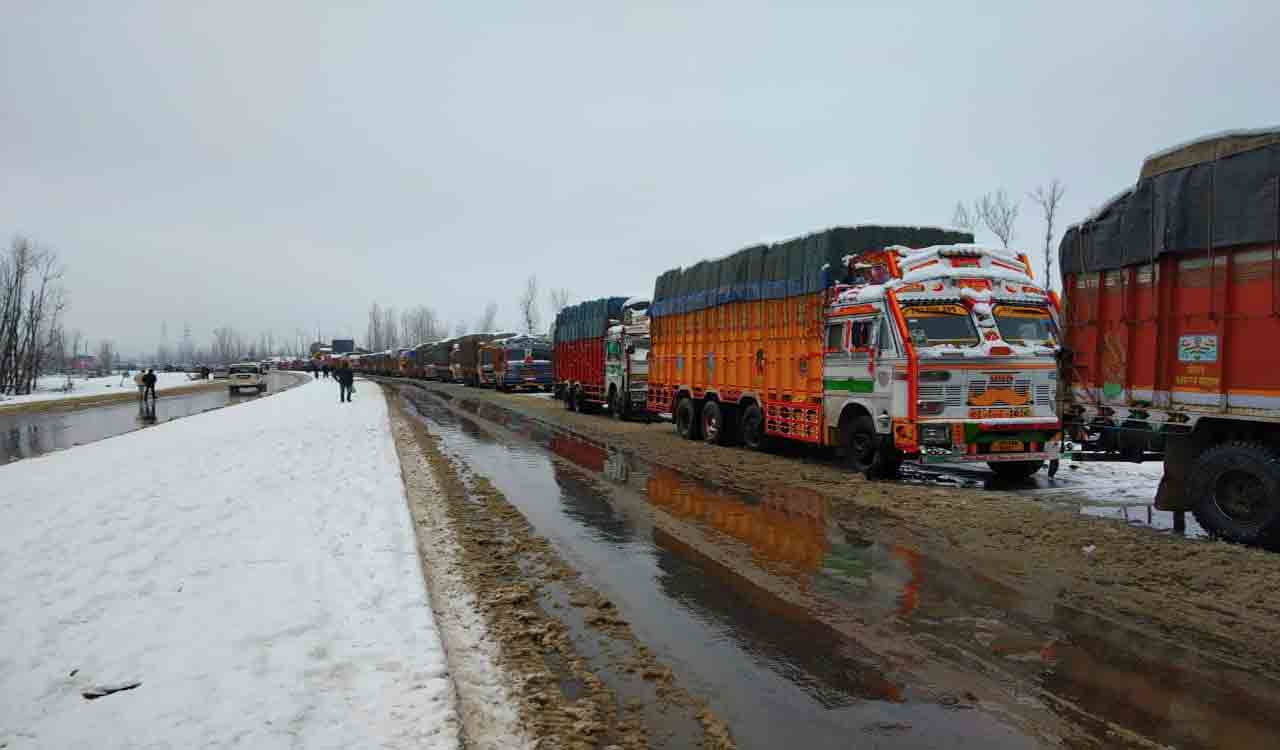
[649,293,825,443]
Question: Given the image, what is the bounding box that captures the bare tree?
[477,301,498,332]
[952,201,977,233]
[1029,179,1066,291]
[366,303,384,352]
[401,305,443,345]
[518,275,540,333]
[453,320,468,337]
[976,189,1020,248]
[96,340,115,375]
[0,237,68,393]
[382,305,398,349]
[546,287,571,335]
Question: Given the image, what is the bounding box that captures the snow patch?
[0,379,461,749]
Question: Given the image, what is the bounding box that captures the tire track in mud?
[385,387,733,750]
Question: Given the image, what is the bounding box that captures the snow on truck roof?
[834,244,1043,305]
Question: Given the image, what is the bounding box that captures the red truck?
[552,297,628,412]
[1060,128,1280,545]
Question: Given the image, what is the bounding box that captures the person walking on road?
[336,362,355,403]
[133,369,146,401]
[322,363,331,379]
[142,369,158,402]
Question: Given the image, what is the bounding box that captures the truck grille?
[918,383,963,407]
[1034,383,1053,406]
[967,378,1033,407]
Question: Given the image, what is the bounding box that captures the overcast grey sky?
[3,1,1277,356]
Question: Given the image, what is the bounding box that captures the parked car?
[228,363,266,394]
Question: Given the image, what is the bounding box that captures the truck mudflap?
[919,451,1063,465]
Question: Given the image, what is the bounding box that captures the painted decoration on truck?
[1178,334,1218,363]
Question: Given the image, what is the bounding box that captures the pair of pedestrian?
[133,368,158,401]
[335,361,355,403]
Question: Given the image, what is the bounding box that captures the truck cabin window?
[993,306,1058,346]
[849,319,875,352]
[825,323,845,352]
[903,304,978,347]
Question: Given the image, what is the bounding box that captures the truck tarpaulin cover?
[650,225,972,317]
[1060,129,1280,275]
[553,297,628,344]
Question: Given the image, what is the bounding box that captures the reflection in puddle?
[402,386,1280,750]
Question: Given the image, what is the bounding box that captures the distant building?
[332,339,355,355]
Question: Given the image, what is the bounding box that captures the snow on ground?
[0,378,460,749]
[0,372,196,406]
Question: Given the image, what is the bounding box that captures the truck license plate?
[990,440,1024,453]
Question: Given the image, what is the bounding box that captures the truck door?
[873,315,901,430]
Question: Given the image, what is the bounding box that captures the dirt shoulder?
[0,381,223,415]
[384,388,733,750]
[404,381,1280,683]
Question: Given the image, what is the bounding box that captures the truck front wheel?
[675,398,702,440]
[1189,442,1280,546]
[988,461,1045,481]
[840,415,877,472]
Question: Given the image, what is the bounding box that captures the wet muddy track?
[390,379,1280,750]
[386,380,1280,686]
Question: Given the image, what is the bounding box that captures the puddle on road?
[0,373,301,463]
[401,386,1280,750]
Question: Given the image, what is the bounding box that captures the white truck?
[604,298,652,421]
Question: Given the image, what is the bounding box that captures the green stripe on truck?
[823,378,875,393]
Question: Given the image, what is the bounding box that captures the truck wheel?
[741,404,767,451]
[567,386,579,412]
[675,398,702,440]
[229,386,236,395]
[868,437,902,479]
[840,415,877,472]
[1189,442,1280,546]
[988,461,1045,480]
[701,401,726,445]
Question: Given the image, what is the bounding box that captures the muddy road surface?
[387,379,1280,750]
[0,371,307,463]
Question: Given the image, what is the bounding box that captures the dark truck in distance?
[479,334,554,392]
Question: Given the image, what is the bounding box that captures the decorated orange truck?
[648,225,1064,478]
[1060,128,1280,544]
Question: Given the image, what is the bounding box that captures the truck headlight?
[919,424,951,446]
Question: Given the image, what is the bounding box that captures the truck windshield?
[994,305,1058,346]
[630,338,651,361]
[902,304,978,347]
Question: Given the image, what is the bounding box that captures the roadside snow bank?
[0,372,196,405]
[0,378,459,749]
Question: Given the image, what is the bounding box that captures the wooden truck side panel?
[650,293,825,443]
[555,338,608,401]
[1064,243,1280,419]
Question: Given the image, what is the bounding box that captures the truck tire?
[1189,442,1280,546]
[567,386,579,412]
[988,460,1045,480]
[701,401,726,445]
[675,398,702,440]
[840,415,877,472]
[868,437,902,480]
[740,404,767,451]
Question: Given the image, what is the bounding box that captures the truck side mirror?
[625,345,635,355]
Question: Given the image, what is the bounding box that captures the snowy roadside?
[0,378,460,749]
[0,372,199,406]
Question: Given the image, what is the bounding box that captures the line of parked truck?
[346,129,1280,547]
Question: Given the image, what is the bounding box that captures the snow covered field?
[0,378,459,749]
[0,372,197,406]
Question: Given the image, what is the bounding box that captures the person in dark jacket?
[336,362,355,402]
[142,369,158,401]
[322,364,331,379]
